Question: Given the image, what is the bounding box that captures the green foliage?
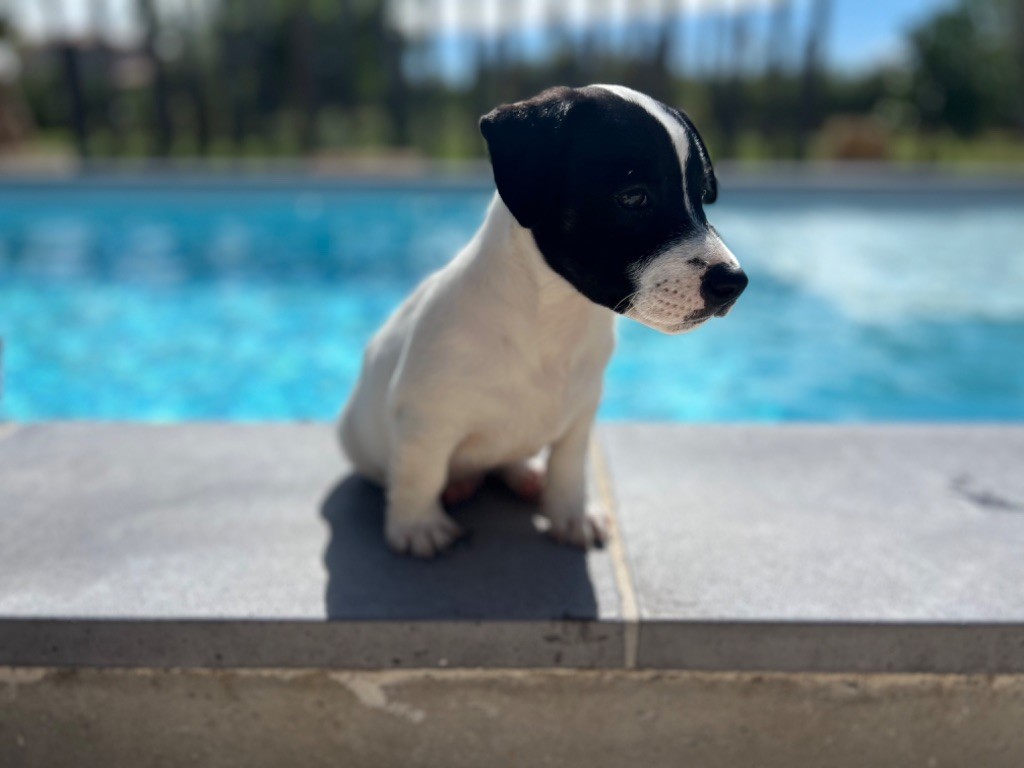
[8,0,1024,162]
[910,3,987,135]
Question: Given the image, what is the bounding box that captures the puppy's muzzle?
[700,263,748,316]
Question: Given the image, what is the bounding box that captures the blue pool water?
[1,178,1022,422]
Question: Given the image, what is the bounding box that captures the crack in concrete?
[951,474,1024,513]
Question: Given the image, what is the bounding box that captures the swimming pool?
[1,176,1022,422]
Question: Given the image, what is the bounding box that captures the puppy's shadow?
[319,474,598,620]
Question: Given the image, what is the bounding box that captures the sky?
[828,0,952,70]
[3,0,952,75]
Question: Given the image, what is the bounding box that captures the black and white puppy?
[340,84,747,557]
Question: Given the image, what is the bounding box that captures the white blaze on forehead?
[591,83,691,199]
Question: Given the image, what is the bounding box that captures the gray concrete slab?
[5,423,1024,673]
[601,424,1024,671]
[0,424,623,668]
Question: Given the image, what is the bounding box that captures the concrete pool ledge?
[3,423,1024,766]
[1,422,1023,674]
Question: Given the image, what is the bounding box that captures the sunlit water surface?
[1,180,1022,421]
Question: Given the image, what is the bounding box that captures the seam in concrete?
[591,436,639,669]
[8,665,1024,683]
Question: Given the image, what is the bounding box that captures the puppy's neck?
[470,194,608,317]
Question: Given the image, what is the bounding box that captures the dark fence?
[0,0,1022,163]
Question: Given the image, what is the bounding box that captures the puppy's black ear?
[479,87,578,228]
[702,160,718,205]
[701,160,718,205]
[669,106,718,205]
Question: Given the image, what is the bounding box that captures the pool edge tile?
[1,423,627,669]
[599,423,1024,672]
[634,621,1024,674]
[0,618,626,670]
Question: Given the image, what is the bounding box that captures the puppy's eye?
[615,186,649,209]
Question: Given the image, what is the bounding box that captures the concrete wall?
[3,667,1024,768]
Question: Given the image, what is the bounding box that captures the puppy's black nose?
[700,263,748,305]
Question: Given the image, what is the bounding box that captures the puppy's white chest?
[450,345,606,474]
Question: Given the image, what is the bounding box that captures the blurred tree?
[1012,0,1024,131]
[707,9,749,158]
[909,3,990,138]
[641,0,675,104]
[43,0,90,157]
[138,0,173,156]
[290,0,318,151]
[0,10,35,147]
[906,0,1024,140]
[9,0,1024,163]
[969,0,1024,133]
[183,0,212,155]
[328,0,357,134]
[216,0,256,151]
[377,0,409,145]
[86,0,122,154]
[796,0,832,159]
[761,0,793,156]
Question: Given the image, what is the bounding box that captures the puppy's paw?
[386,508,464,558]
[498,461,545,504]
[544,508,609,550]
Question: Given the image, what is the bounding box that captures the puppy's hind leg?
[385,418,463,558]
[496,459,545,504]
[441,475,484,506]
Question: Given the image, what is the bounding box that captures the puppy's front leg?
[386,420,462,558]
[543,410,608,549]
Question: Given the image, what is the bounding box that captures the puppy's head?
[480,84,747,334]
